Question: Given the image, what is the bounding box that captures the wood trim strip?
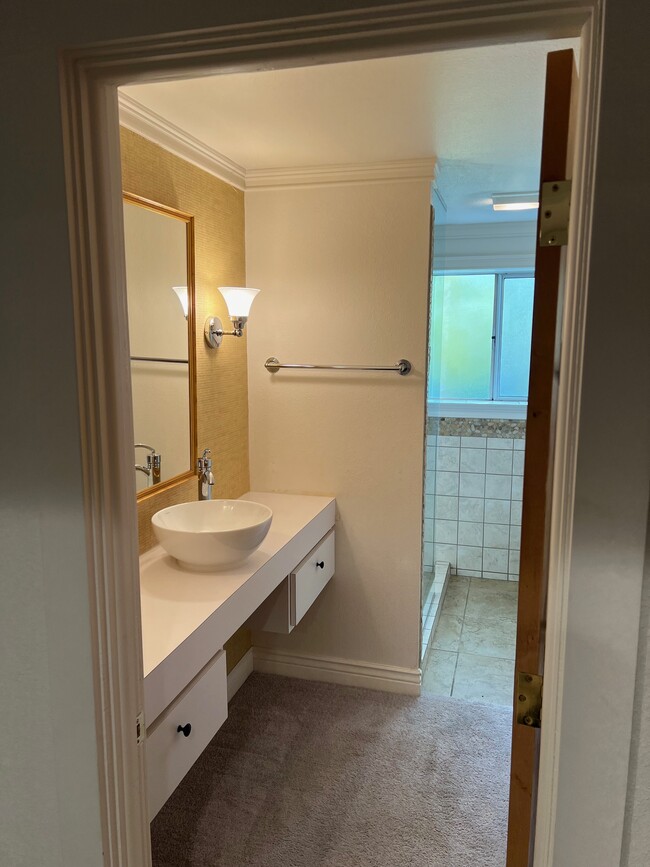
[122,191,198,503]
[506,49,576,867]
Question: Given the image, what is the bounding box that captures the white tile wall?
[423,429,526,580]
[436,471,459,496]
[460,448,486,473]
[458,521,483,546]
[435,496,458,520]
[459,472,486,497]
[486,449,513,475]
[485,498,511,524]
[459,497,484,522]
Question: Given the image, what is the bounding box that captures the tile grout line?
[449,650,460,697]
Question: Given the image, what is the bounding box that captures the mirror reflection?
[123,194,195,496]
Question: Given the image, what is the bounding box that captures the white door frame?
[58,3,604,864]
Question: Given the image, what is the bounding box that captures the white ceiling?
[121,38,578,224]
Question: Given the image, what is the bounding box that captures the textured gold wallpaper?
[121,128,251,670]
[121,127,250,548]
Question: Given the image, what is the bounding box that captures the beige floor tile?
[468,576,518,597]
[452,653,515,706]
[421,649,458,696]
[465,578,518,621]
[458,614,516,660]
[440,576,470,617]
[431,613,463,652]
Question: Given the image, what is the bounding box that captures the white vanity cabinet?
[140,492,335,819]
[293,528,335,624]
[254,528,335,634]
[146,650,227,819]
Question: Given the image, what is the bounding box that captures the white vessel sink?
[151,500,273,571]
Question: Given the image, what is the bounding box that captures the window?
[428,272,535,403]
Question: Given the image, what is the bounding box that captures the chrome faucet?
[135,463,152,486]
[135,443,162,486]
[197,448,214,500]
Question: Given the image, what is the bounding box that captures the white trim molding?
[253,648,421,696]
[532,13,606,866]
[118,92,436,189]
[246,158,437,189]
[118,93,247,189]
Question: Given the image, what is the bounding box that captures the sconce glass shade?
[218,286,260,320]
[172,285,189,319]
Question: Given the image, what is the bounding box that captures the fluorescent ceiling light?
[491,193,539,211]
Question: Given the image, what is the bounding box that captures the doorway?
[421,263,536,704]
[58,5,600,860]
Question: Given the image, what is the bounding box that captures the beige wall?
[246,179,432,671]
[622,513,650,866]
[120,129,252,669]
[120,128,250,551]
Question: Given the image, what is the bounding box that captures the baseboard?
[253,648,421,696]
[227,647,254,702]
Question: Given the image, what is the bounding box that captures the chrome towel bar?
[265,357,412,376]
[130,355,189,364]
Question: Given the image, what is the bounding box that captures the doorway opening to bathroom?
[417,47,566,705]
[58,3,600,864]
[421,263,532,704]
[117,40,577,866]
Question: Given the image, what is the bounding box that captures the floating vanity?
[139,491,336,818]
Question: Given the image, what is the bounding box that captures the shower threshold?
[421,560,451,667]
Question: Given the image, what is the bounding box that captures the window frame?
[491,270,535,402]
[428,268,534,416]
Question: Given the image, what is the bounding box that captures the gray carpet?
[151,673,511,866]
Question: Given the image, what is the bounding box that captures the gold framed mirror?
[122,192,197,499]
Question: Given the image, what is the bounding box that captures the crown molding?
[118,93,435,190]
[118,93,247,190]
[246,158,437,189]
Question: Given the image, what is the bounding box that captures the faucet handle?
[197,448,212,471]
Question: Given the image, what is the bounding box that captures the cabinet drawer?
[291,528,335,626]
[146,649,227,819]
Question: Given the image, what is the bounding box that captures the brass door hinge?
[516,672,543,728]
[539,180,571,247]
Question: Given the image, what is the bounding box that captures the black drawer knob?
[316,561,325,569]
[177,723,192,737]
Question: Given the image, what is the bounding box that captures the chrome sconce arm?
[204,287,260,350]
[204,316,248,348]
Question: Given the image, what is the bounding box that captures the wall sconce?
[204,287,260,349]
[172,285,189,319]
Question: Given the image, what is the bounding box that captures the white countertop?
[140,491,335,680]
